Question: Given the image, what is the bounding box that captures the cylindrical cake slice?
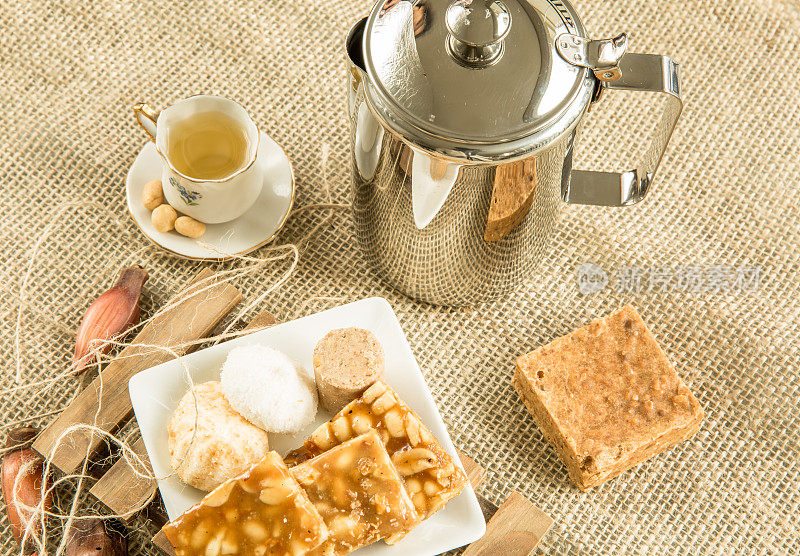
[313,327,384,413]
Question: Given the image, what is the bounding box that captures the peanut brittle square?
[163,451,328,555]
[285,381,468,542]
[291,430,420,555]
[513,305,703,490]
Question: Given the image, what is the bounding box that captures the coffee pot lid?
[361,0,597,160]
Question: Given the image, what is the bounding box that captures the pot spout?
[346,18,368,120]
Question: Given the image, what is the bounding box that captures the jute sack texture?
[1,0,798,553]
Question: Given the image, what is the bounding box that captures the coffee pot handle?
[133,102,159,142]
[564,53,683,206]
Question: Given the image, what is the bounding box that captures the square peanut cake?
[513,305,703,490]
[290,430,421,555]
[163,451,329,555]
[285,380,468,543]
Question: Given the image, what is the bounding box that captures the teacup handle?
[133,102,159,142]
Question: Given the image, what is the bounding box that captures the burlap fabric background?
[1,0,798,553]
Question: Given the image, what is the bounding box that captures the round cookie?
[168,381,269,491]
[313,327,385,413]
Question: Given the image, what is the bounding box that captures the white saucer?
[125,132,294,260]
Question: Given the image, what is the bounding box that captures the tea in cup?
[134,95,263,224]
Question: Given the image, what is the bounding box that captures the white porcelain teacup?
[133,95,263,224]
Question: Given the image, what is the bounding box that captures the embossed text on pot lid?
[363,0,590,145]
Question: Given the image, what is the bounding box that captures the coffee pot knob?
[446,0,511,67]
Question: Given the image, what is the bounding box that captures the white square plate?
[129,297,485,555]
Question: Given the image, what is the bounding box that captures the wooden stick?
[32,268,242,476]
[242,311,278,331]
[458,450,486,491]
[152,530,176,555]
[89,310,279,520]
[462,492,553,556]
[88,437,153,520]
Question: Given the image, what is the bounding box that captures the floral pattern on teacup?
[169,177,202,206]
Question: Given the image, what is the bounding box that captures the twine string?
[4,147,350,553]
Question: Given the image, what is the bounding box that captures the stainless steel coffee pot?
[347,0,682,305]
